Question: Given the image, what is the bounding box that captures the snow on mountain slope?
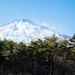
[0,19,69,44]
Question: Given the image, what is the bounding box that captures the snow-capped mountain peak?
[0,19,69,44]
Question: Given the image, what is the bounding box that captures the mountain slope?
[0,19,69,44]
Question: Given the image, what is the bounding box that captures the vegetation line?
[0,35,75,75]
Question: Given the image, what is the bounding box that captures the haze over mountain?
[0,19,69,44]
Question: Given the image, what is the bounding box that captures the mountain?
[0,19,69,44]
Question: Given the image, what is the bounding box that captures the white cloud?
[40,22,64,34]
[41,22,47,26]
[41,22,55,30]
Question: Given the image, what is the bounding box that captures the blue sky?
[0,0,75,36]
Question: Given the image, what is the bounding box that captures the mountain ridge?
[0,19,70,44]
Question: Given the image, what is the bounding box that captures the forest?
[0,35,75,75]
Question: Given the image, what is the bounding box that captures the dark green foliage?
[72,33,75,39]
[0,35,75,75]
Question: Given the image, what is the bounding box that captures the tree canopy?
[0,35,75,75]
